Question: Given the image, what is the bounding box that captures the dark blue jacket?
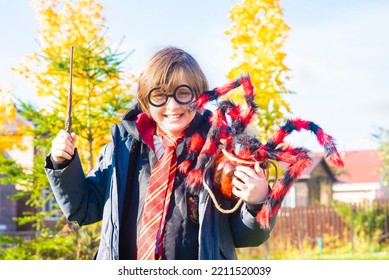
[45,108,276,259]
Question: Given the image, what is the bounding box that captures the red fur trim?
[178,160,192,173]
[194,95,210,110]
[241,76,254,99]
[186,169,203,187]
[219,172,234,198]
[329,152,344,168]
[224,136,233,147]
[289,158,311,177]
[272,129,289,146]
[202,140,218,155]
[256,204,271,229]
[188,133,204,152]
[239,106,256,128]
[269,181,285,201]
[316,128,333,146]
[236,147,253,160]
[275,149,300,164]
[210,108,227,128]
[256,203,281,229]
[228,105,241,122]
[255,146,269,161]
[270,204,281,217]
[216,79,239,96]
[218,130,231,143]
[291,118,310,131]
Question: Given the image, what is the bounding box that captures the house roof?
[0,112,33,135]
[278,150,383,184]
[279,155,337,181]
[302,156,326,176]
[335,150,382,183]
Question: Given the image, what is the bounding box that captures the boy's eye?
[153,93,166,98]
[177,90,191,97]
[176,90,191,99]
[151,90,166,99]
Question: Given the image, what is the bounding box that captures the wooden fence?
[269,206,350,251]
[238,199,389,258]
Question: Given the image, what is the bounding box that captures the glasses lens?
[149,88,167,106]
[148,85,195,107]
[175,85,194,104]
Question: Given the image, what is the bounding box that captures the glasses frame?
[147,84,195,107]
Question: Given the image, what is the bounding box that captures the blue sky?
[1,0,388,152]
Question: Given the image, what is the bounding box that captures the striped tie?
[137,133,183,260]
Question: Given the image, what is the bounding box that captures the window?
[42,189,62,221]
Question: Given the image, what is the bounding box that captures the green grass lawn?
[266,251,389,260]
[237,246,389,260]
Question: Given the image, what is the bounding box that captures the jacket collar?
[120,103,212,141]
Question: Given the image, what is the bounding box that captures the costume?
[45,74,343,259]
[44,105,276,260]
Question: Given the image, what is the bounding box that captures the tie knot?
[162,134,183,149]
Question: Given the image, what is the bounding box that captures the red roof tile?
[336,150,382,183]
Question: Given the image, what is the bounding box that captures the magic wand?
[65,46,74,133]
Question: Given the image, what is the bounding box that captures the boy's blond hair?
[137,47,209,113]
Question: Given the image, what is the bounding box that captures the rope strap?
[202,148,279,214]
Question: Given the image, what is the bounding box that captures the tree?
[225,0,291,140]
[13,0,134,171]
[0,0,134,259]
[0,87,29,153]
[374,128,389,190]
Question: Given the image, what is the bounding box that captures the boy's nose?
[165,95,180,108]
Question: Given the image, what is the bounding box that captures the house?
[282,155,339,208]
[0,113,35,234]
[281,149,388,207]
[0,178,17,233]
[332,150,387,203]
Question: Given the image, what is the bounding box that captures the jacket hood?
[120,104,143,141]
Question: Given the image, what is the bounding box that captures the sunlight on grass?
[237,238,389,260]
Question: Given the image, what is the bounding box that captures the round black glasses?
[147,85,195,107]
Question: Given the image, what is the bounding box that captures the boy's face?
[149,77,196,138]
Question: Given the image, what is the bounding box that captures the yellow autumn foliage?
[0,88,28,153]
[226,0,291,141]
[12,0,134,171]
